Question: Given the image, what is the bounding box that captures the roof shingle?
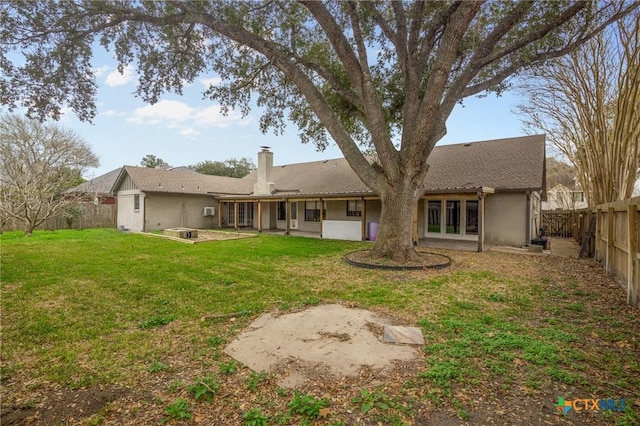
[113,135,545,198]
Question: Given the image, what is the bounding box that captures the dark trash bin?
[531,237,548,250]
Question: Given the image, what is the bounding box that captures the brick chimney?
[253,146,276,195]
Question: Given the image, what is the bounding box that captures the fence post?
[606,207,614,274]
[628,204,638,306]
[594,209,601,260]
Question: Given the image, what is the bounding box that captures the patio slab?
[224,304,421,388]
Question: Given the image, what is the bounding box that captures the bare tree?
[519,12,640,206]
[0,114,99,236]
[1,1,637,259]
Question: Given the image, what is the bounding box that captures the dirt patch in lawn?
[145,229,257,243]
[0,385,134,425]
[193,230,256,242]
[224,304,422,388]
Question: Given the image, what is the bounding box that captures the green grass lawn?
[1,229,639,425]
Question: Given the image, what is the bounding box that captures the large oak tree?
[1,1,636,260]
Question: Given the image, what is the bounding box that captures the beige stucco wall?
[484,192,528,246]
[117,190,145,232]
[144,193,218,232]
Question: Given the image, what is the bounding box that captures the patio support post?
[525,191,531,244]
[361,197,366,241]
[319,198,323,237]
[234,201,239,231]
[477,192,484,252]
[218,203,223,228]
[257,201,262,232]
[286,200,291,235]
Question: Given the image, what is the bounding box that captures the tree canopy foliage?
[140,154,169,169]
[190,157,256,178]
[0,114,99,236]
[1,1,637,258]
[546,157,577,190]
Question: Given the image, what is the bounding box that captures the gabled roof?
[68,167,122,195]
[241,157,371,196]
[423,135,545,191]
[112,166,254,195]
[111,135,545,199]
[239,134,545,196]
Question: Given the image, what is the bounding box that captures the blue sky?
[58,63,528,178]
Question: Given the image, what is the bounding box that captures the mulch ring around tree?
[344,248,452,270]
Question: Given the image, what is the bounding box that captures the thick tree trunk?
[24,219,35,237]
[370,186,422,263]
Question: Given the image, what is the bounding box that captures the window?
[228,203,235,225]
[446,200,461,234]
[247,202,254,221]
[346,200,362,217]
[465,200,478,235]
[304,201,325,222]
[134,194,140,211]
[238,203,245,225]
[277,202,286,221]
[427,200,441,233]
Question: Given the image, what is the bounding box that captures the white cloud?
[92,65,110,77]
[194,105,243,128]
[101,109,121,117]
[200,76,222,88]
[129,100,194,125]
[128,99,248,134]
[105,65,136,87]
[179,128,200,138]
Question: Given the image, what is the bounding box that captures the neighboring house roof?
[112,166,255,195]
[112,135,545,198]
[68,167,122,195]
[156,165,200,173]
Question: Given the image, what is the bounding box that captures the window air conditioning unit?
[203,206,216,216]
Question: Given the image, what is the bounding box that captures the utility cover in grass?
[224,304,419,388]
[383,326,425,345]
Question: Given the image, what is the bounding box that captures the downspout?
[525,191,531,244]
[143,193,147,233]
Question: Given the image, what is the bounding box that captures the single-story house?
[112,135,546,250]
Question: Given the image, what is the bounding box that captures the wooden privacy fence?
[573,197,640,309]
[542,210,576,237]
[2,203,116,232]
